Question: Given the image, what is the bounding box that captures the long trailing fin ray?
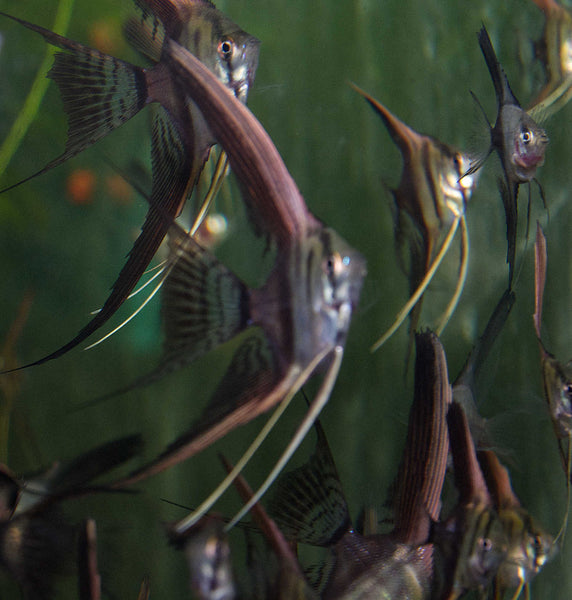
[81,224,251,403]
[371,214,461,352]
[111,334,292,488]
[534,222,547,340]
[392,332,451,545]
[498,176,518,288]
[455,288,516,392]
[0,106,196,373]
[225,347,344,531]
[166,38,316,244]
[0,12,148,195]
[220,453,305,577]
[268,417,351,547]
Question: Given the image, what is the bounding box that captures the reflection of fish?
[533,223,572,480]
[478,450,556,599]
[269,332,451,599]
[0,1,259,369]
[352,86,477,354]
[464,26,548,287]
[108,38,365,533]
[528,0,572,120]
[434,401,507,600]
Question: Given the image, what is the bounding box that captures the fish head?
[460,505,508,590]
[497,507,556,588]
[542,356,572,437]
[505,108,549,181]
[181,8,260,103]
[304,228,366,351]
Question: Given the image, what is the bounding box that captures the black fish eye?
[218,38,234,60]
[521,128,532,144]
[479,537,493,552]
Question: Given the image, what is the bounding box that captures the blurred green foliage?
[0,0,571,597]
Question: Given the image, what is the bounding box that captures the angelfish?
[351,86,477,354]
[268,332,451,599]
[463,25,548,287]
[0,0,260,369]
[478,450,556,599]
[433,401,507,600]
[107,38,365,533]
[533,223,572,483]
[528,0,572,120]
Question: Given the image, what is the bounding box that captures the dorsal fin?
[392,331,451,545]
[268,421,351,547]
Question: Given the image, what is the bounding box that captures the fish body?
[106,39,365,488]
[528,0,572,119]
[478,450,556,596]
[434,401,508,600]
[269,333,451,599]
[0,436,141,599]
[466,26,548,286]
[170,515,235,600]
[0,1,260,369]
[354,86,476,351]
[534,224,572,476]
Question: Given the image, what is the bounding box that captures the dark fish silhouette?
[464,25,548,287]
[0,435,141,599]
[352,85,477,355]
[269,332,451,599]
[0,1,260,370]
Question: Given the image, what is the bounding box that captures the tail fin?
[0,12,148,195]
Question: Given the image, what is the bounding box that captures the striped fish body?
[269,334,450,600]
[433,402,507,600]
[354,89,475,286]
[0,2,260,370]
[468,26,548,286]
[478,450,556,595]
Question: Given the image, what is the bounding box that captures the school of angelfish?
[0,0,571,598]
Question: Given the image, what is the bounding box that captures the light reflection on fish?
[528,0,572,120]
[0,0,260,370]
[463,25,548,287]
[268,332,451,599]
[351,86,477,355]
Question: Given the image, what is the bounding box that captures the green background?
[0,0,571,597]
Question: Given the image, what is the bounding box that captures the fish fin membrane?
[0,13,147,194]
[268,421,351,547]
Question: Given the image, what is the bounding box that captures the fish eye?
[217,37,234,60]
[324,252,341,278]
[479,537,493,552]
[521,128,532,145]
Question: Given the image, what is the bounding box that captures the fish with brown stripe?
[351,85,477,357]
[0,0,259,370]
[268,332,451,599]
